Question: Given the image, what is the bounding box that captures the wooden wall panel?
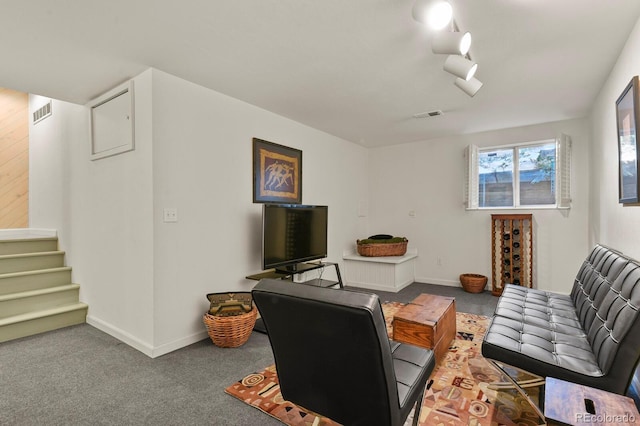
[0,88,29,229]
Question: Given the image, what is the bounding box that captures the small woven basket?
[203,308,257,348]
[357,238,408,257]
[459,273,488,293]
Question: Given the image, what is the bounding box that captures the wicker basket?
[203,308,257,348]
[459,273,488,293]
[357,238,408,257]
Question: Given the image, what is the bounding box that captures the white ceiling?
[2,0,640,147]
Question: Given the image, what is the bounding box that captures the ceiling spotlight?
[412,0,453,30]
[455,77,483,97]
[432,31,471,55]
[443,55,478,80]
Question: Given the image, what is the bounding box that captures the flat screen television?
[262,204,328,273]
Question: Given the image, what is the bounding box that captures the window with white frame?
[465,134,571,210]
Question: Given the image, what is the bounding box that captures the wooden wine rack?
[491,214,533,296]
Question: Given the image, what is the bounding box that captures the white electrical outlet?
[163,208,178,223]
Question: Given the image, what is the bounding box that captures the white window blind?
[464,144,479,210]
[556,133,572,209]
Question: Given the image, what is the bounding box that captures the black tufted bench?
[482,244,640,394]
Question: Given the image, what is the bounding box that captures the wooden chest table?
[392,294,456,362]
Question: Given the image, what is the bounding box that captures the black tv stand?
[275,262,324,274]
[246,262,343,334]
[247,262,343,289]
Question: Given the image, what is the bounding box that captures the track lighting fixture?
[443,55,477,81]
[411,0,453,30]
[432,31,471,55]
[454,77,483,97]
[411,0,483,96]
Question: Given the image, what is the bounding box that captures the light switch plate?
[163,208,178,223]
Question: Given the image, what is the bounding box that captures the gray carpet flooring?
[1,282,497,426]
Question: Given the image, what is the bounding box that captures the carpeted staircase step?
[0,251,65,274]
[0,284,81,319]
[0,237,58,256]
[0,302,88,343]
[0,267,72,296]
[0,232,88,343]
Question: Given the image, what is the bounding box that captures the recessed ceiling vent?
[33,101,52,124]
[412,110,443,119]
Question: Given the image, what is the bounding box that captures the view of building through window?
[479,142,556,208]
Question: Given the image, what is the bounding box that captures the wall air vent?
[412,110,444,119]
[33,101,52,124]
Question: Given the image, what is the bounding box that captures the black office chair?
[252,279,436,426]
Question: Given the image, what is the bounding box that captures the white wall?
[29,95,79,250]
[71,70,156,351]
[29,67,369,357]
[30,72,156,353]
[149,69,368,353]
[368,118,590,294]
[590,16,640,261]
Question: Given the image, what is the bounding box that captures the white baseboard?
[87,315,210,358]
[87,315,155,357]
[414,277,461,287]
[150,331,209,358]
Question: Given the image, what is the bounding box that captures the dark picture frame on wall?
[252,138,302,204]
[616,76,640,204]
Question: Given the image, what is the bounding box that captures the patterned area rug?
[225,302,544,426]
